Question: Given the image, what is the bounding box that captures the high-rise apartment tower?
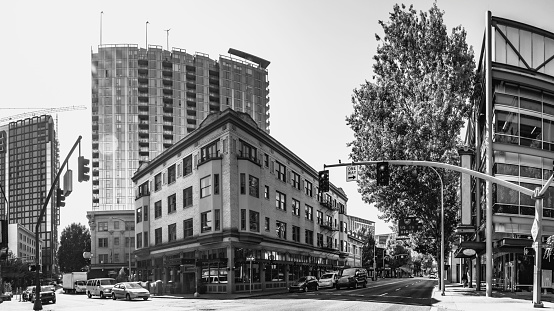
[91,45,270,211]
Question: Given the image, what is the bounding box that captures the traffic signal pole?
[33,136,82,311]
[324,160,552,305]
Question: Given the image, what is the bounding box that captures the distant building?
[91,45,270,212]
[0,115,60,277]
[8,223,43,266]
[130,109,355,294]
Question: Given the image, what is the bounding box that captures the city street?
[1,278,438,311]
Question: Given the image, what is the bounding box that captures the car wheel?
[315,284,319,291]
[126,294,131,301]
[100,292,104,299]
[87,291,92,298]
[52,299,56,304]
[143,297,148,301]
[112,294,117,300]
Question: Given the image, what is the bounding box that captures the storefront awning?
[454,241,486,258]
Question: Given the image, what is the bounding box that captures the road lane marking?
[379,293,387,296]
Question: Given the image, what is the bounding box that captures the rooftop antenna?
[164,28,171,51]
[146,21,149,49]
[100,11,104,46]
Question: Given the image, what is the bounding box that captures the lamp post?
[111,217,131,280]
[428,167,445,296]
[247,255,255,294]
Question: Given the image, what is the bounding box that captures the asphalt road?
[2,277,438,311]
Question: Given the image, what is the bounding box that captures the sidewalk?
[431,283,554,311]
[151,288,288,300]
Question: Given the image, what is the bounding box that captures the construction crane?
[0,105,87,125]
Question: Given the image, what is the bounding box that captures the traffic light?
[318,170,330,193]
[376,162,389,186]
[78,156,90,182]
[524,247,535,256]
[56,188,66,207]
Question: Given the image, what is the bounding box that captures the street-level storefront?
[134,242,343,294]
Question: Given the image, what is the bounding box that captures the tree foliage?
[346,3,475,260]
[58,223,90,273]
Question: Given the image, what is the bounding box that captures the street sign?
[346,165,358,182]
[532,219,539,241]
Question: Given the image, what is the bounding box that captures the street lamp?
[247,255,255,294]
[428,167,445,296]
[111,217,131,281]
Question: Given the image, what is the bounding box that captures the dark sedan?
[288,276,319,292]
[30,286,56,304]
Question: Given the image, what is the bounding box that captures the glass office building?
[91,45,270,212]
[0,115,60,276]
[464,14,554,292]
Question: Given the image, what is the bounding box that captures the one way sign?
[346,165,358,182]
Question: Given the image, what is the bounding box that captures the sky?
[1,0,554,237]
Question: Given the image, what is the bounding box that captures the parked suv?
[86,278,116,299]
[336,267,367,289]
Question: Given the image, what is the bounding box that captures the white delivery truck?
[62,272,87,294]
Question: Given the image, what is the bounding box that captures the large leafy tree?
[346,3,475,266]
[58,223,90,273]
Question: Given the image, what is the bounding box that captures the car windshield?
[297,277,307,282]
[100,279,116,285]
[41,286,52,291]
[341,269,356,276]
[125,283,143,289]
[321,273,334,279]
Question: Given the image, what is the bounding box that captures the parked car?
[428,273,437,279]
[86,278,116,299]
[29,286,56,304]
[318,272,338,289]
[288,276,319,292]
[112,282,151,301]
[336,267,367,290]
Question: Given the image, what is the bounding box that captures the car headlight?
[103,289,111,293]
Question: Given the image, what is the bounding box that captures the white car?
[112,282,151,301]
[318,272,338,288]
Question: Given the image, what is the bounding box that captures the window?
[99,254,109,263]
[155,200,162,218]
[168,223,177,242]
[240,140,257,161]
[316,210,323,225]
[276,191,286,211]
[167,193,176,213]
[249,175,259,198]
[114,237,119,246]
[143,232,149,246]
[292,226,300,242]
[327,236,333,248]
[240,173,246,194]
[276,221,286,239]
[200,175,211,198]
[291,171,300,190]
[98,238,108,248]
[214,174,220,195]
[305,204,313,221]
[184,218,193,238]
[305,180,313,197]
[136,233,142,248]
[241,209,247,230]
[305,230,313,245]
[183,155,192,176]
[154,173,162,191]
[265,217,270,231]
[276,161,286,182]
[215,209,220,230]
[183,186,193,208]
[201,211,212,232]
[125,221,134,231]
[264,185,269,199]
[168,164,176,184]
[201,140,219,162]
[292,198,300,216]
[137,207,142,223]
[250,210,259,232]
[317,233,323,247]
[114,221,119,230]
[143,205,148,221]
[264,154,269,167]
[98,222,108,231]
[326,215,333,227]
[155,228,162,245]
